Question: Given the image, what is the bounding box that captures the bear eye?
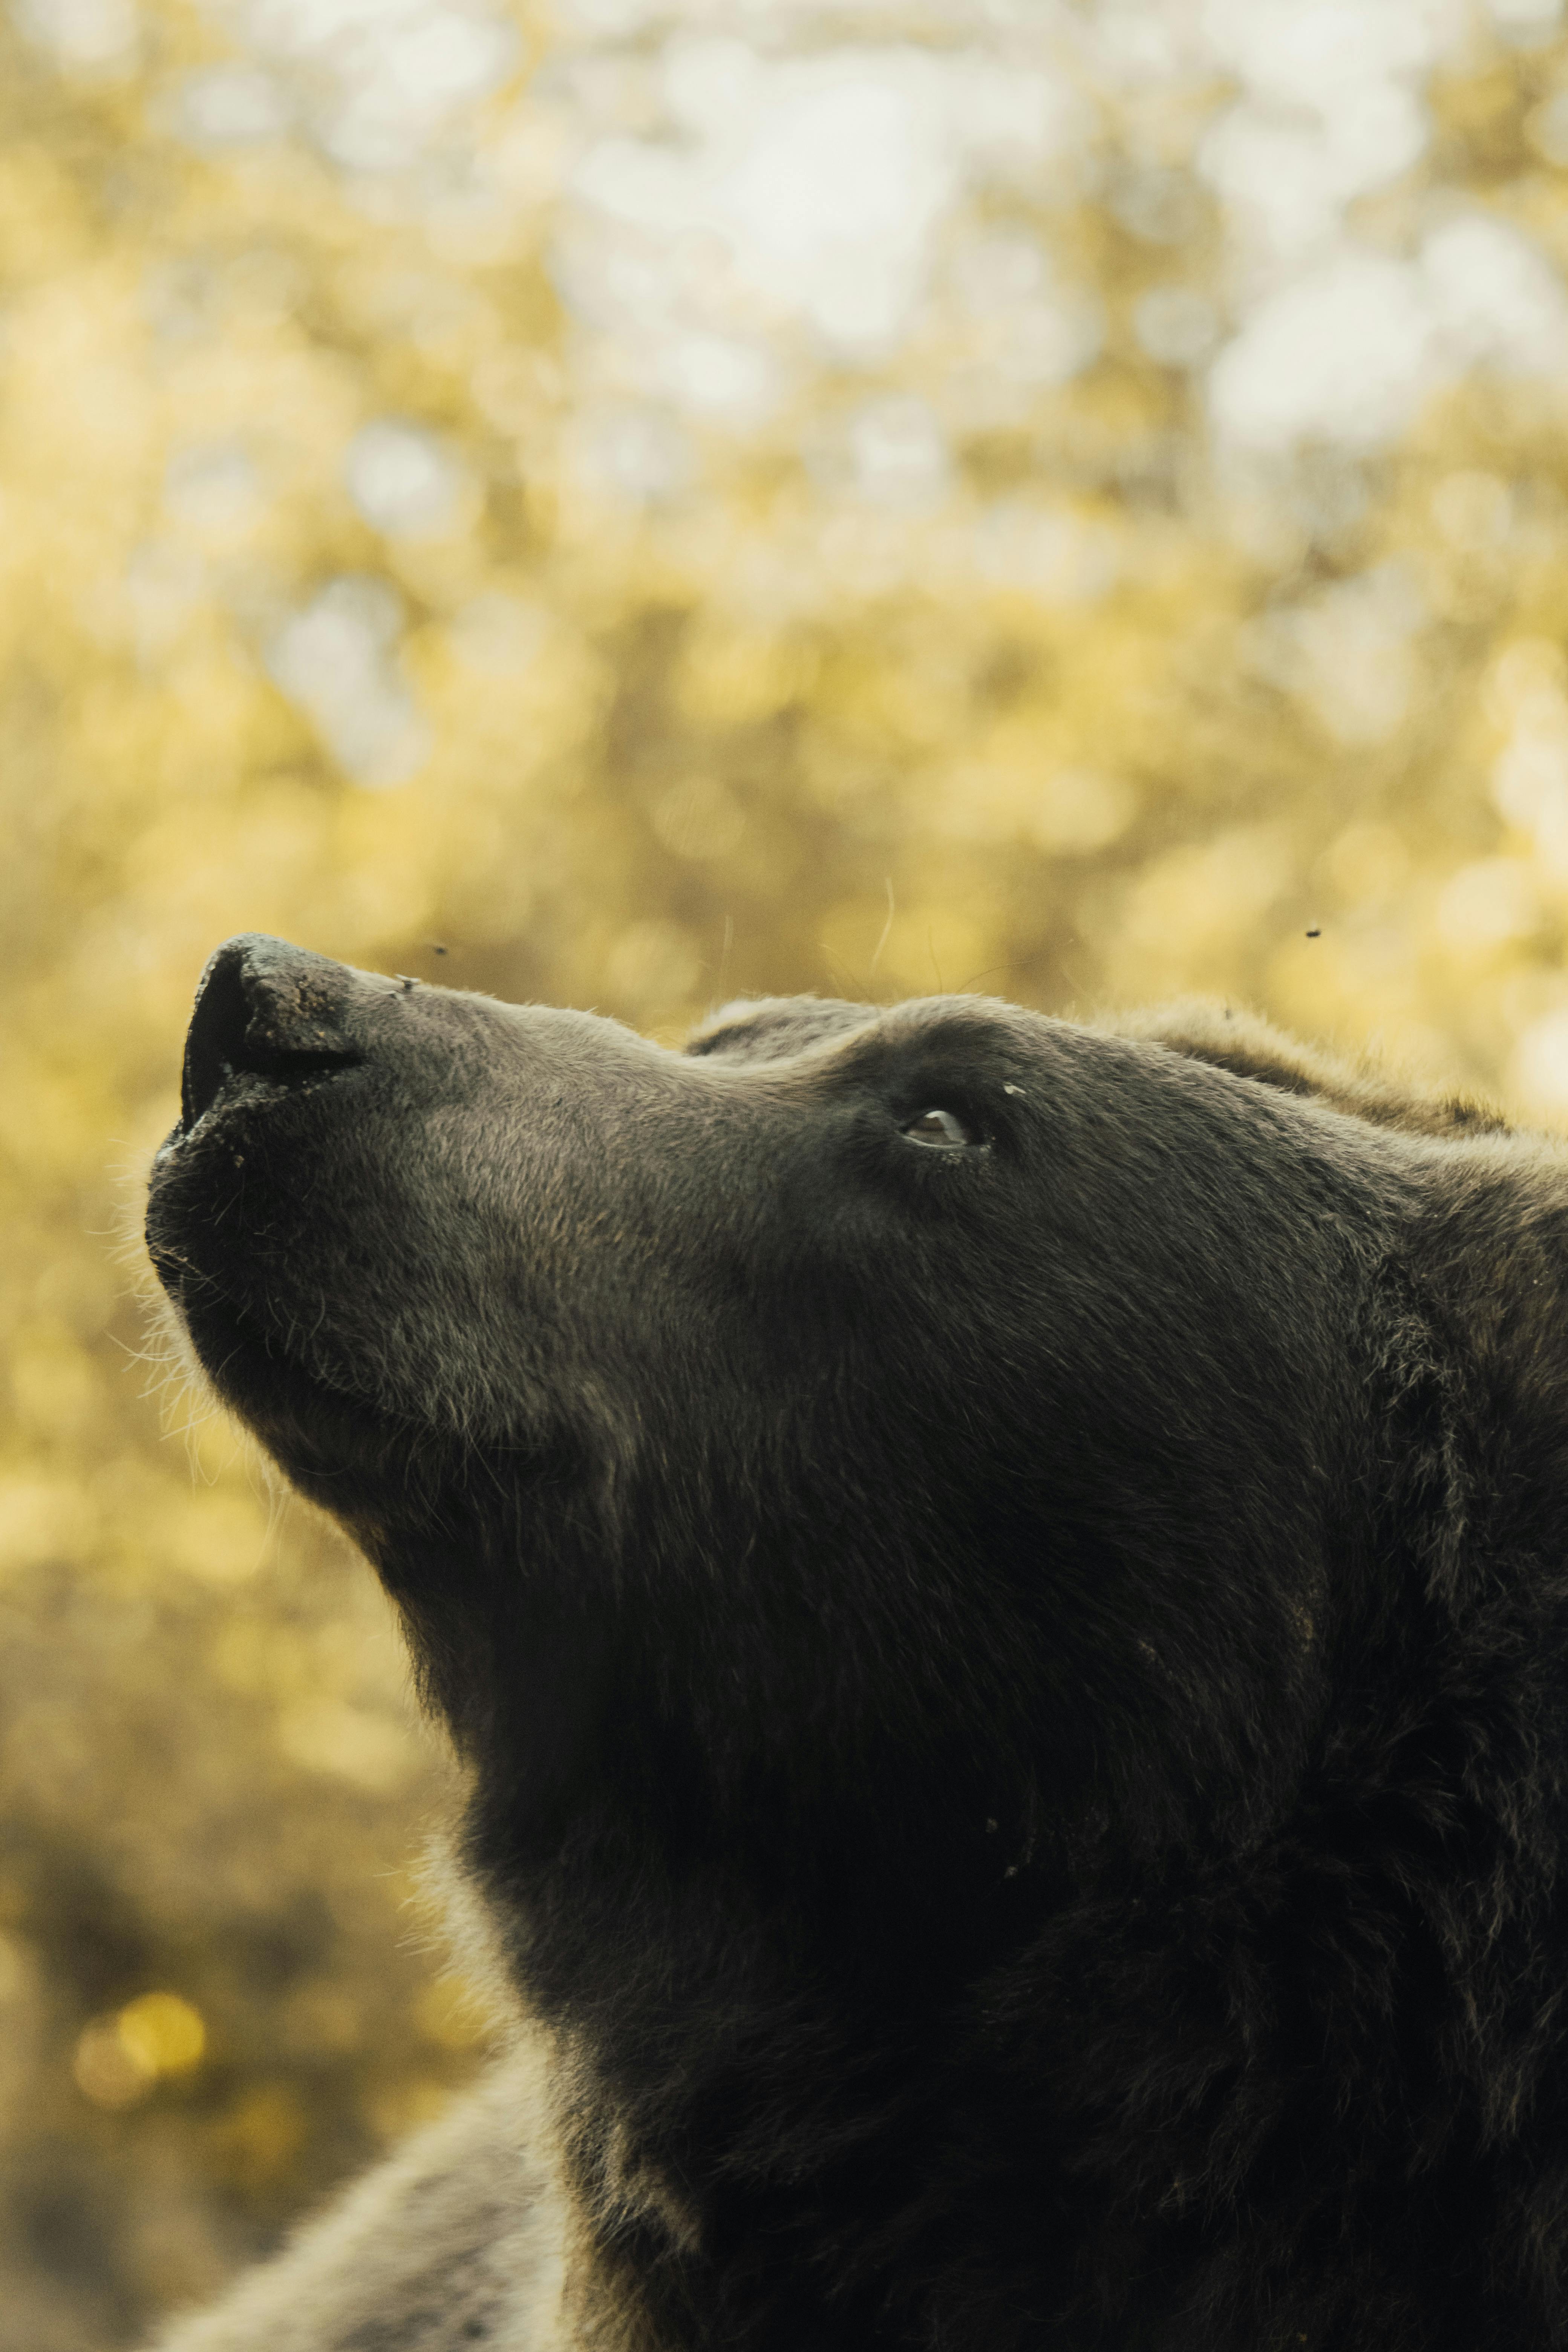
[901,1107,977,1150]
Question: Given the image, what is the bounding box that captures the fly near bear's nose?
[181,934,361,1133]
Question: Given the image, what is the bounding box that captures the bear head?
[144,936,1568,2352]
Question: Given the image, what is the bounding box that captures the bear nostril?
[181,944,251,1132]
[181,934,362,1133]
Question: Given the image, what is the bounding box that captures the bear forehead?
[686,994,882,1064]
[685,989,1509,1155]
[686,992,1058,1075]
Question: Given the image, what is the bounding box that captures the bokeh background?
[8,0,1568,2339]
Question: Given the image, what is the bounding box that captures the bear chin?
[145,941,1568,2352]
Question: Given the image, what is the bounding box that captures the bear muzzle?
[176,933,367,1138]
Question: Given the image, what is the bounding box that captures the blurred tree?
[7,0,1568,2338]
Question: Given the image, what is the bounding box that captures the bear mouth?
[149,1227,410,1485]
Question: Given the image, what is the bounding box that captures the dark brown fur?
[147,942,1568,2350]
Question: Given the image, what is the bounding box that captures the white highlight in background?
[1210,216,1568,451]
[268,577,429,787]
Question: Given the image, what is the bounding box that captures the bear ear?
[1115,998,1508,1141]
[684,995,874,1063]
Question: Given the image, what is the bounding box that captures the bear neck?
[386,1508,1568,2351]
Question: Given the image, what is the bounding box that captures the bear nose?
[181,934,362,1133]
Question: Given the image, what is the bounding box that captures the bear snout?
[180,933,365,1134]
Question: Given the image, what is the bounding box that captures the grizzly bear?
[145,933,1568,2352]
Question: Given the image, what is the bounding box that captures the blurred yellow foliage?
[75,1994,207,2111]
[8,0,1568,2340]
